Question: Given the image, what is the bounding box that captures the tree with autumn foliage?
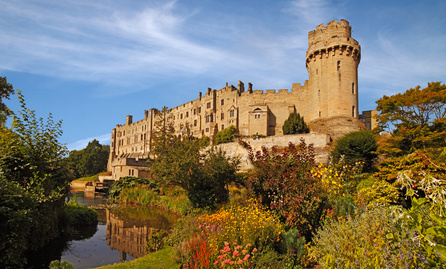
[376,82,446,156]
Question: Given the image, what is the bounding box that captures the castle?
[107,19,373,180]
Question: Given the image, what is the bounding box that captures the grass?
[73,175,99,182]
[93,247,181,269]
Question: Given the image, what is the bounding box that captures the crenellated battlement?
[308,19,351,45]
[108,19,364,179]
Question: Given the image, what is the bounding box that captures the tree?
[149,110,238,209]
[0,91,70,268]
[331,130,377,171]
[282,113,309,135]
[376,82,446,155]
[215,125,237,144]
[0,77,14,126]
[64,139,110,178]
[77,139,109,177]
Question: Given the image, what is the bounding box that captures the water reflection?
[106,206,178,260]
[27,192,179,269]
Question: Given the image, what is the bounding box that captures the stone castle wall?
[107,19,364,179]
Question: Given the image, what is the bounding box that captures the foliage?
[247,140,325,240]
[331,130,377,171]
[376,82,446,155]
[0,91,70,268]
[215,125,237,145]
[119,185,192,215]
[64,196,98,226]
[311,206,430,268]
[49,260,74,269]
[147,229,169,252]
[311,159,363,204]
[397,168,446,265]
[198,199,284,252]
[149,120,239,209]
[107,176,156,199]
[187,148,239,209]
[357,179,400,208]
[282,113,309,135]
[65,139,110,178]
[0,76,14,125]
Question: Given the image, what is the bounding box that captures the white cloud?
[67,133,111,151]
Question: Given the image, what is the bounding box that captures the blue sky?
[1,0,445,151]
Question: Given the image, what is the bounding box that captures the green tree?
[149,110,238,209]
[77,139,109,177]
[0,91,70,268]
[282,113,309,135]
[215,125,237,144]
[64,139,110,178]
[331,130,378,171]
[376,82,446,155]
[0,77,14,125]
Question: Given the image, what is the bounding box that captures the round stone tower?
[305,19,361,120]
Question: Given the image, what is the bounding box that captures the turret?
[305,19,361,121]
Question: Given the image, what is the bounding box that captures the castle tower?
[305,19,361,120]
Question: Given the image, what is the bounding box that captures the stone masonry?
[107,19,368,179]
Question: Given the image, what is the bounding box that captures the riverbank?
[94,247,180,269]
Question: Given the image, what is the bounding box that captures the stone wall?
[217,133,331,172]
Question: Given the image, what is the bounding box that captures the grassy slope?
[92,247,181,269]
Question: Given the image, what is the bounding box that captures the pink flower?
[243,254,250,261]
[225,242,230,246]
[242,250,247,255]
[253,248,257,252]
[213,260,219,265]
[236,245,241,250]
[230,261,234,265]
[237,260,244,264]
[233,250,239,257]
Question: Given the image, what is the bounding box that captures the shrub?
[215,125,237,145]
[64,196,98,226]
[282,113,309,135]
[311,206,429,268]
[107,176,157,199]
[331,130,377,171]
[247,140,325,240]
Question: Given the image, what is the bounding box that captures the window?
[206,127,209,132]
[205,115,209,123]
[221,125,224,130]
[316,69,318,74]
[186,111,189,117]
[352,106,355,117]
[194,119,197,127]
[221,112,224,120]
[230,110,235,117]
[352,82,355,94]
[337,60,341,71]
[210,113,214,122]
[180,114,183,119]
[207,102,211,109]
[221,99,224,106]
[193,108,196,115]
[255,114,261,119]
[198,107,201,113]
[319,111,321,117]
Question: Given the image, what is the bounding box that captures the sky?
[1,0,445,151]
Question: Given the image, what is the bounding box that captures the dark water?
[27,191,178,269]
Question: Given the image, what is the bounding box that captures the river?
[26,191,179,269]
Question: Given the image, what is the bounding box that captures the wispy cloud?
[66,133,111,151]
